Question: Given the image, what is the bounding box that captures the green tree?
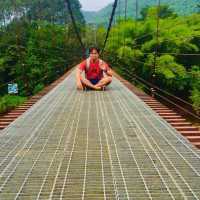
[140,5,177,20]
[101,8,200,111]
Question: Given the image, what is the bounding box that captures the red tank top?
[79,58,109,80]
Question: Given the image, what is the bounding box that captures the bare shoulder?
[99,59,108,65]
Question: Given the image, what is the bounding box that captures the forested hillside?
[0,0,85,26]
[83,0,200,24]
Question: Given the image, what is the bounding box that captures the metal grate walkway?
[0,70,200,200]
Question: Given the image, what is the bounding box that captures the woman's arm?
[100,61,113,77]
[105,68,112,77]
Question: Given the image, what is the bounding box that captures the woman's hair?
[89,47,100,54]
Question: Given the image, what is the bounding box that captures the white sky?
[79,0,113,11]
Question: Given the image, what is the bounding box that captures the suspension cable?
[117,0,121,47]
[133,0,139,73]
[123,0,128,53]
[64,0,85,54]
[125,0,128,20]
[135,0,138,20]
[101,0,118,55]
[152,0,161,89]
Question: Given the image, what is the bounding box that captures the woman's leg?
[95,76,112,88]
[80,77,101,90]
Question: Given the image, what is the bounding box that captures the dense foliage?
[0,95,27,114]
[0,0,85,113]
[0,0,85,26]
[83,0,200,25]
[101,6,200,113]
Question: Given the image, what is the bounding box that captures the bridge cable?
[125,0,128,20]
[151,0,161,96]
[117,0,121,48]
[64,0,85,55]
[132,0,139,83]
[121,0,128,56]
[101,0,119,55]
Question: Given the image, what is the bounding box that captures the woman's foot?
[94,86,102,90]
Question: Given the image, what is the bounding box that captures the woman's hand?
[100,62,107,72]
[77,81,83,90]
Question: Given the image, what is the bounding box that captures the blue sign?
[8,83,18,94]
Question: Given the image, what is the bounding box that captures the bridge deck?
[0,71,200,200]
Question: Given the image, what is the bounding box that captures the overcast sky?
[79,0,113,11]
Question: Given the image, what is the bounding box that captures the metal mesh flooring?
[0,71,200,200]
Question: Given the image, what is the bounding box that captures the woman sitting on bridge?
[76,47,112,90]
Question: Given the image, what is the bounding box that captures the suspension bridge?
[0,0,200,199]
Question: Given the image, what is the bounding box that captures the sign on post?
[8,83,18,94]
